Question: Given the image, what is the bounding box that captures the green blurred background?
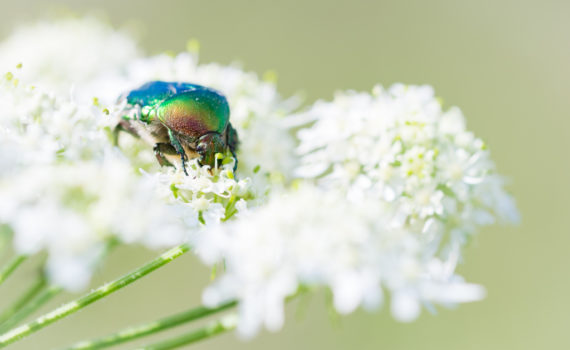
[0,0,568,349]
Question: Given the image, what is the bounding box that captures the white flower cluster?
[194,84,518,337]
[0,17,299,195]
[0,71,253,291]
[0,154,186,291]
[0,17,518,340]
[295,85,519,263]
[0,73,170,290]
[148,159,254,227]
[0,72,108,174]
[196,185,485,337]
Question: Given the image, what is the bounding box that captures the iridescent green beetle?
[117,81,238,174]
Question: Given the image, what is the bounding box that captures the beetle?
[116,81,238,174]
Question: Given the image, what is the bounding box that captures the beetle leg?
[112,120,140,146]
[226,124,239,172]
[153,143,176,167]
[230,149,238,172]
[167,129,189,175]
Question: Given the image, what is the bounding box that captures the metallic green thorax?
[121,81,237,173]
[125,81,229,138]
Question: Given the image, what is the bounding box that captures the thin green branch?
[134,315,238,350]
[0,239,6,260]
[62,300,237,350]
[134,286,310,350]
[0,284,61,333]
[0,255,26,286]
[0,243,191,348]
[0,276,47,325]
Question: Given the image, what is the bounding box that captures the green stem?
[0,239,6,260]
[0,276,47,325]
[0,255,26,286]
[62,300,237,350]
[0,243,191,348]
[0,284,61,333]
[134,315,237,350]
[135,286,309,350]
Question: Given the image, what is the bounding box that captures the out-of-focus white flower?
[295,84,520,265]
[0,17,141,102]
[0,152,236,290]
[195,185,485,337]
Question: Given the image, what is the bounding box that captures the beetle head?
[196,133,225,169]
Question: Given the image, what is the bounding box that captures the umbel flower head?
[0,70,255,291]
[295,84,519,266]
[195,184,486,337]
[0,17,518,345]
[194,84,519,337]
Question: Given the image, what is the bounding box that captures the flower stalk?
[62,300,237,350]
[0,276,47,324]
[134,315,238,350]
[0,284,61,333]
[0,243,191,348]
[0,255,26,286]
